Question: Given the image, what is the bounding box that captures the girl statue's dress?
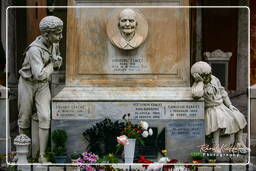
[193,75,247,136]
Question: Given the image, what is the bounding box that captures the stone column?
[0,85,10,154]
[251,85,256,165]
[236,1,249,92]
[195,8,203,62]
[6,1,18,86]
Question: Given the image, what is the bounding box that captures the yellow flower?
[161,150,168,153]
[192,160,199,164]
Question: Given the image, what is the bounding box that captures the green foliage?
[44,151,54,163]
[71,152,80,159]
[83,118,125,156]
[28,157,38,163]
[97,153,119,163]
[53,146,67,156]
[52,129,67,147]
[191,152,204,160]
[52,129,68,156]
[121,123,143,145]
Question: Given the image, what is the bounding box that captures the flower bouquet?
[77,152,99,171]
[116,113,153,163]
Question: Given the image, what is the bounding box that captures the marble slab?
[52,101,204,120]
[166,119,205,161]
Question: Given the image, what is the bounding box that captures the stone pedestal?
[52,0,203,163]
[52,92,204,161]
[14,134,31,164]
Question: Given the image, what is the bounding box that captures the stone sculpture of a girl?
[191,61,247,152]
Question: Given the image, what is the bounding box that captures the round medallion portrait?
[106,8,148,50]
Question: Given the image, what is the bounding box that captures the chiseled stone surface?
[130,165,145,170]
[213,166,222,171]
[66,4,190,87]
[197,166,213,171]
[49,166,65,171]
[66,166,80,171]
[251,85,256,155]
[53,1,194,164]
[112,164,129,170]
[0,86,8,154]
[53,87,193,101]
[166,119,205,162]
[33,165,48,171]
[17,165,31,171]
[249,163,256,171]
[52,101,204,120]
[0,99,7,154]
[231,165,247,171]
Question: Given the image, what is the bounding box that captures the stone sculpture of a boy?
[18,16,63,163]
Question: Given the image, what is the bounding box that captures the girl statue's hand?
[228,105,239,112]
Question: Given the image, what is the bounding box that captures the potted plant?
[70,152,80,163]
[191,152,204,163]
[52,129,68,163]
[207,154,216,163]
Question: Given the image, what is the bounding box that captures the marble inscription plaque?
[110,56,149,73]
[167,120,204,138]
[166,120,205,161]
[52,102,94,119]
[52,102,204,120]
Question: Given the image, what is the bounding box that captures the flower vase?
[124,138,136,163]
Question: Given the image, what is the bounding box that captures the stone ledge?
[52,86,194,101]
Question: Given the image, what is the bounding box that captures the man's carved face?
[119,9,137,35]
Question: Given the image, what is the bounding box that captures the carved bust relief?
[107,8,148,50]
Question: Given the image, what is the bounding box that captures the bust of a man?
[112,8,144,50]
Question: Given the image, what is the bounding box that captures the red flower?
[163,159,178,170]
[138,156,154,169]
[137,130,142,134]
[168,159,178,163]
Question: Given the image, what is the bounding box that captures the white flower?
[148,128,153,136]
[146,163,163,171]
[140,121,149,130]
[158,157,170,163]
[142,131,149,138]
